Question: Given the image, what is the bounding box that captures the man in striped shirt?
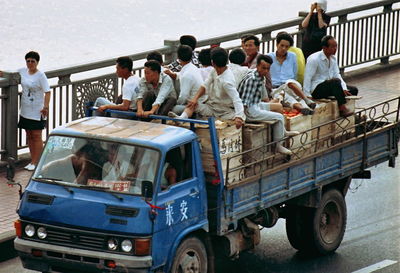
[238,54,299,155]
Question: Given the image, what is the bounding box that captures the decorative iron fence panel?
[0,0,399,160]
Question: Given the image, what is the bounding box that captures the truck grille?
[46,229,105,249]
[20,221,144,255]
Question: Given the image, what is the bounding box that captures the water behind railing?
[0,0,399,161]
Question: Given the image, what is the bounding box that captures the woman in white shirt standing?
[18,51,51,171]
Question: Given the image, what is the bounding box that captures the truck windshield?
[33,136,159,195]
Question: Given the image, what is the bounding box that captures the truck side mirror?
[141,181,153,200]
[6,157,16,182]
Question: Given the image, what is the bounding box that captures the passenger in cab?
[238,54,299,155]
[94,57,140,116]
[169,47,245,129]
[303,35,358,117]
[268,32,316,115]
[164,45,204,115]
[228,48,249,88]
[136,60,177,117]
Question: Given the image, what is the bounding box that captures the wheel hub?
[320,201,341,244]
[179,251,200,273]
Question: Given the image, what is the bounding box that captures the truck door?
[151,142,207,266]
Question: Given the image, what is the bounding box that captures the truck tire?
[310,189,347,255]
[286,189,347,255]
[286,206,313,251]
[171,236,208,273]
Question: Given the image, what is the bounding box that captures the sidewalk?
[0,63,399,244]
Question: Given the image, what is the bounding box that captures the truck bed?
[208,97,400,235]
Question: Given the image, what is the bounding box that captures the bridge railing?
[0,0,399,161]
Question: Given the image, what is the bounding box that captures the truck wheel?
[310,189,347,255]
[286,206,313,251]
[171,236,208,273]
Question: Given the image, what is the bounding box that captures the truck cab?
[14,116,208,273]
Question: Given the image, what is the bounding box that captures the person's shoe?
[300,108,314,115]
[276,144,292,155]
[24,163,33,170]
[285,130,300,137]
[305,98,316,109]
[339,105,354,118]
[355,114,367,124]
[168,111,179,118]
[26,164,36,171]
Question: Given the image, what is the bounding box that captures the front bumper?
[15,237,152,273]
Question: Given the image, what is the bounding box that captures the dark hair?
[198,48,212,66]
[177,45,193,62]
[243,35,260,47]
[116,56,133,71]
[180,35,197,50]
[256,54,273,65]
[210,47,228,67]
[144,60,161,73]
[321,35,335,47]
[146,51,163,65]
[229,48,246,65]
[276,32,294,46]
[25,51,40,62]
[240,33,254,41]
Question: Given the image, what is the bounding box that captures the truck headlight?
[37,227,47,239]
[107,238,118,251]
[25,224,35,237]
[121,239,133,252]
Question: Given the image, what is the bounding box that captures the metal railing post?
[1,72,20,161]
[163,39,180,64]
[297,11,308,48]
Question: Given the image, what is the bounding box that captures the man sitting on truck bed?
[238,54,299,155]
[303,35,358,117]
[94,57,140,116]
[267,32,316,115]
[136,60,177,117]
[164,45,204,115]
[169,47,246,129]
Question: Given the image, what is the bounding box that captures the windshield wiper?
[33,177,74,194]
[78,185,123,201]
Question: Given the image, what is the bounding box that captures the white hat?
[317,0,328,11]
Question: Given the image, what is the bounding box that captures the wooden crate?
[311,100,335,139]
[285,113,312,149]
[242,122,273,162]
[332,97,358,139]
[242,122,274,178]
[194,121,243,185]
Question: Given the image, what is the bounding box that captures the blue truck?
[13,97,399,273]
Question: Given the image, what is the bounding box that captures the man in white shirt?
[228,48,249,88]
[170,47,245,129]
[303,35,358,117]
[164,45,204,115]
[136,60,177,117]
[95,57,140,116]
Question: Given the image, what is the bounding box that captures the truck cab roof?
[50,117,196,151]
